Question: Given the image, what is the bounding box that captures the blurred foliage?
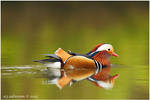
[1,1,149,99]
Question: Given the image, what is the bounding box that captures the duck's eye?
[108,48,110,51]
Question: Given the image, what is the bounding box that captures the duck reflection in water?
[35,43,119,89]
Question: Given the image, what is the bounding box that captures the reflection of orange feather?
[93,67,110,81]
[58,71,72,88]
[55,48,72,88]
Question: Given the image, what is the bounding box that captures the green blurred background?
[2,1,149,99]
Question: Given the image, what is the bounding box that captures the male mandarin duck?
[35,43,119,89]
[85,43,119,89]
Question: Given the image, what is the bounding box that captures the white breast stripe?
[94,60,102,75]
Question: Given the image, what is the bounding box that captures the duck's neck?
[91,51,111,80]
[92,51,111,66]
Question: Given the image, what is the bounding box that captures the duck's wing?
[34,48,72,68]
[41,54,61,59]
[67,50,83,56]
[34,54,62,68]
[55,48,72,63]
[34,58,60,64]
[34,54,61,63]
[67,50,92,59]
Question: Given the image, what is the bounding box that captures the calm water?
[1,64,149,99]
[2,1,149,99]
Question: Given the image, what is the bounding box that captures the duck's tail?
[34,48,72,89]
[34,54,62,69]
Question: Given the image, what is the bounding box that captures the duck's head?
[88,43,119,57]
